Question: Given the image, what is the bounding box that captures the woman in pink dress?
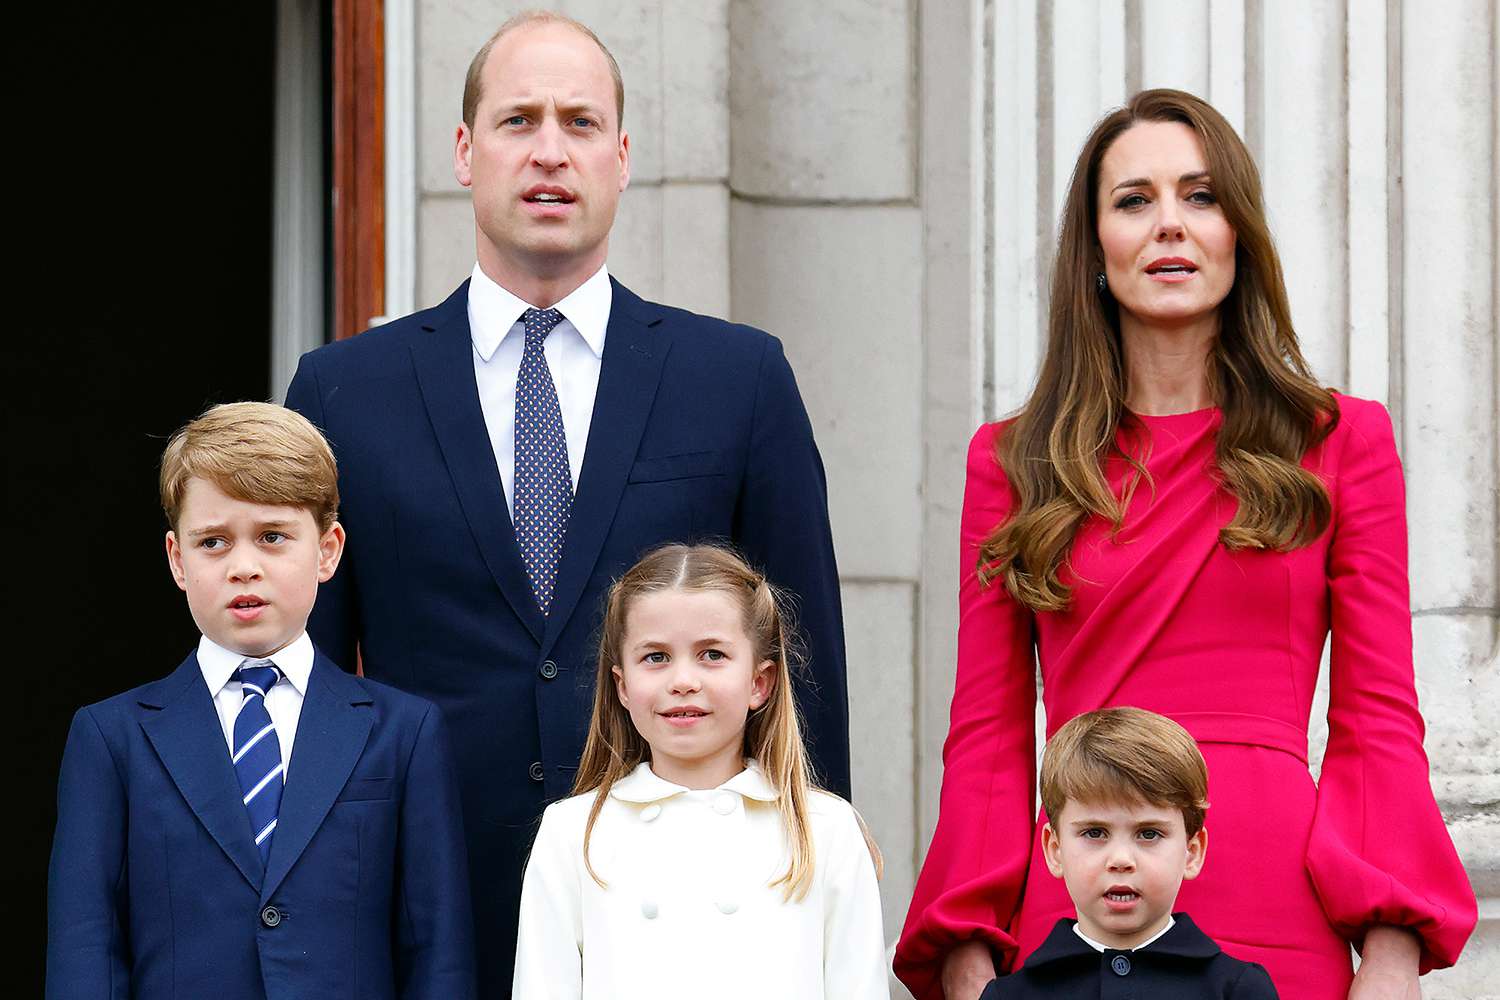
[894,90,1475,1000]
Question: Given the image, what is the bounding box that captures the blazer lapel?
[543,280,669,651]
[260,653,374,902]
[410,281,546,643]
[140,653,263,892]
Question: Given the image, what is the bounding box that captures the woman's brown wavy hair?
[980,88,1338,612]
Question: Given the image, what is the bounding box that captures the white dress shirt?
[512,761,888,1000]
[468,263,611,518]
[1074,913,1177,951]
[197,632,313,774]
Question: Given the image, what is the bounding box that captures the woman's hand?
[941,940,997,1000]
[1348,926,1421,1000]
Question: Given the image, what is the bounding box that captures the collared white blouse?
[512,761,888,1000]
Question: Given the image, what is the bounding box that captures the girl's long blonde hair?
[574,543,878,901]
[980,89,1338,611]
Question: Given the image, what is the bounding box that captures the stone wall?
[402,1,1497,994]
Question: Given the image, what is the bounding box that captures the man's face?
[165,477,344,658]
[1042,796,1206,949]
[455,22,630,289]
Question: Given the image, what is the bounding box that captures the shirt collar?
[1074,914,1176,952]
[1025,914,1219,969]
[467,262,611,362]
[608,760,780,804]
[197,632,314,698]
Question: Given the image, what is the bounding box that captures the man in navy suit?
[46,402,475,1000]
[285,11,850,998]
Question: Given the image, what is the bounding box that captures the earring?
[1096,272,1107,293]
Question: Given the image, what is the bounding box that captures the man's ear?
[616,129,630,192]
[454,123,474,188]
[1183,826,1208,880]
[165,531,188,592]
[1041,822,1065,878]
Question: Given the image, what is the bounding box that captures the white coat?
[511,761,889,999]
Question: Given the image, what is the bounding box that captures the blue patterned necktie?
[514,307,573,614]
[233,659,285,866]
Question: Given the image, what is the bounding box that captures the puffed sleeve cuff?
[1305,823,1476,972]
[894,870,1025,1000]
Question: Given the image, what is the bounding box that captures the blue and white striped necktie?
[233,659,285,866]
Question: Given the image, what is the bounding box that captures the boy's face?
[165,477,344,658]
[1042,796,1206,950]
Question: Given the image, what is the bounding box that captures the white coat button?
[716,899,738,915]
[640,803,662,822]
[641,899,658,919]
[713,791,737,815]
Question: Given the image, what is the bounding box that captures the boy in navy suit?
[46,402,476,1000]
[981,708,1278,999]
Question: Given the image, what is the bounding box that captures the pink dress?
[894,396,1475,1000]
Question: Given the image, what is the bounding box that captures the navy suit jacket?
[46,649,476,1000]
[979,915,1280,999]
[285,278,850,997]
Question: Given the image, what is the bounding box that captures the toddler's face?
[1042,796,1206,949]
[165,477,343,658]
[612,587,773,790]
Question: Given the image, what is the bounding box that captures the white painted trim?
[383,0,417,325]
[271,0,326,403]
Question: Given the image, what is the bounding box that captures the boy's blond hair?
[160,402,339,532]
[1041,707,1209,837]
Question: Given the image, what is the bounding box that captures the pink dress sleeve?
[1306,397,1478,971]
[894,424,1038,1000]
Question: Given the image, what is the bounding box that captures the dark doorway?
[18,6,282,991]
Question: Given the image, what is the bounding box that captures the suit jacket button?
[1110,954,1131,976]
[260,905,282,928]
[529,761,545,782]
[539,660,558,680]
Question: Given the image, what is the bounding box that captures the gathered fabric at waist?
[1167,710,1309,764]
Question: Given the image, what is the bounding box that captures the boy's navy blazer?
[285,278,851,995]
[46,648,476,1000]
[979,915,1280,999]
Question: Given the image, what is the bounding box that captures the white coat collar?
[609,760,780,804]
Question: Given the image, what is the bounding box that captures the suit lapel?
[140,653,263,892]
[544,281,668,651]
[260,653,374,902]
[410,281,546,643]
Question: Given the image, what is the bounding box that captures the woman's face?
[1095,120,1237,331]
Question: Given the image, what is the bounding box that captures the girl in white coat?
[512,543,889,1000]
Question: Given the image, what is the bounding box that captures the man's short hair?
[462,10,625,130]
[1040,707,1209,837]
[160,402,339,533]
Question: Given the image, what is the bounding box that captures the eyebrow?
[1110,170,1211,194]
[185,520,298,539]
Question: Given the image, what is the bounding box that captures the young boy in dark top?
[981,707,1278,999]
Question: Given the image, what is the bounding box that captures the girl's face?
[612,587,775,790]
[1095,120,1237,332]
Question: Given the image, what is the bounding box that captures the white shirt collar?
[1073,914,1176,952]
[197,632,315,698]
[468,263,611,362]
[608,760,780,804]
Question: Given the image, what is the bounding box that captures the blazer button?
[640,803,662,822]
[713,791,737,815]
[539,659,558,680]
[260,905,282,928]
[641,899,659,919]
[1110,954,1131,976]
[529,761,545,782]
